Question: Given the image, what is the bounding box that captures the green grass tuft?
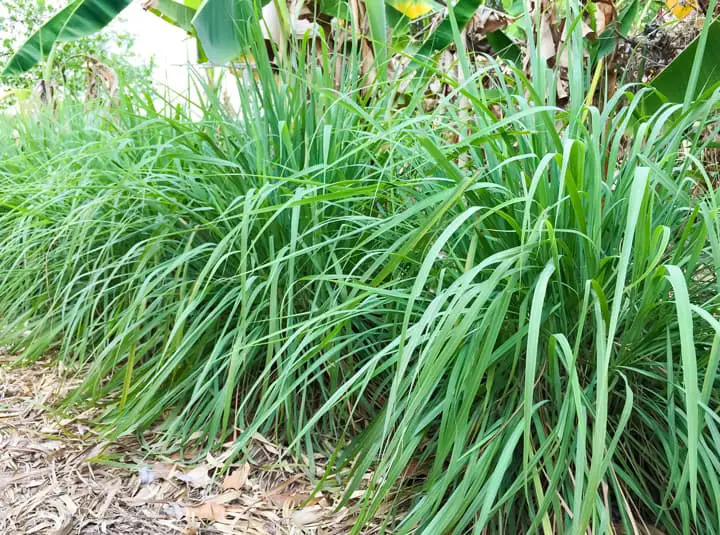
[1,22,720,533]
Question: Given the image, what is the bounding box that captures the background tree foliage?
[0,0,151,107]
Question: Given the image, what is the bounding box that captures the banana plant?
[643,15,720,113]
[3,0,134,76]
[2,0,516,78]
[143,0,198,32]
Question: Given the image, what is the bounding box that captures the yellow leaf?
[390,0,433,19]
[665,0,696,19]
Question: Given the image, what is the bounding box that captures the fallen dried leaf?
[266,492,310,507]
[292,505,326,526]
[161,502,186,519]
[595,0,615,33]
[540,15,556,65]
[176,465,211,488]
[469,6,514,35]
[0,353,370,534]
[222,463,250,491]
[139,462,175,484]
[186,502,227,522]
[266,473,303,495]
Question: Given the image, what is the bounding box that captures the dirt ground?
[0,352,365,534]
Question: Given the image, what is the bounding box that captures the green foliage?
[3,0,513,79]
[1,7,720,535]
[645,16,720,114]
[2,0,132,76]
[0,0,151,106]
[146,0,198,31]
[192,0,258,64]
[414,0,481,60]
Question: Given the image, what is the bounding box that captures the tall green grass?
[1,12,720,534]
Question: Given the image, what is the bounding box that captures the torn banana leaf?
[3,0,133,76]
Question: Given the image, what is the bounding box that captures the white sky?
[113,2,244,111]
[0,1,235,109]
[112,1,197,95]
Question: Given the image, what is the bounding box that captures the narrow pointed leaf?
[365,0,388,78]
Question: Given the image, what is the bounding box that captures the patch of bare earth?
[0,352,374,534]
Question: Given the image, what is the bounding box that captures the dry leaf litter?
[0,351,386,534]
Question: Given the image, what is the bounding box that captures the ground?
[0,352,361,534]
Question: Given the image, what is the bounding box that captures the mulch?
[0,351,371,534]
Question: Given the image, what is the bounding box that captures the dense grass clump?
[1,28,720,533]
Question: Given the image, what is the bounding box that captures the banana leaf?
[411,1,518,64]
[145,0,198,32]
[413,0,482,61]
[3,0,266,74]
[3,0,133,76]
[642,17,720,114]
[485,29,521,63]
[192,0,279,65]
[192,0,248,65]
